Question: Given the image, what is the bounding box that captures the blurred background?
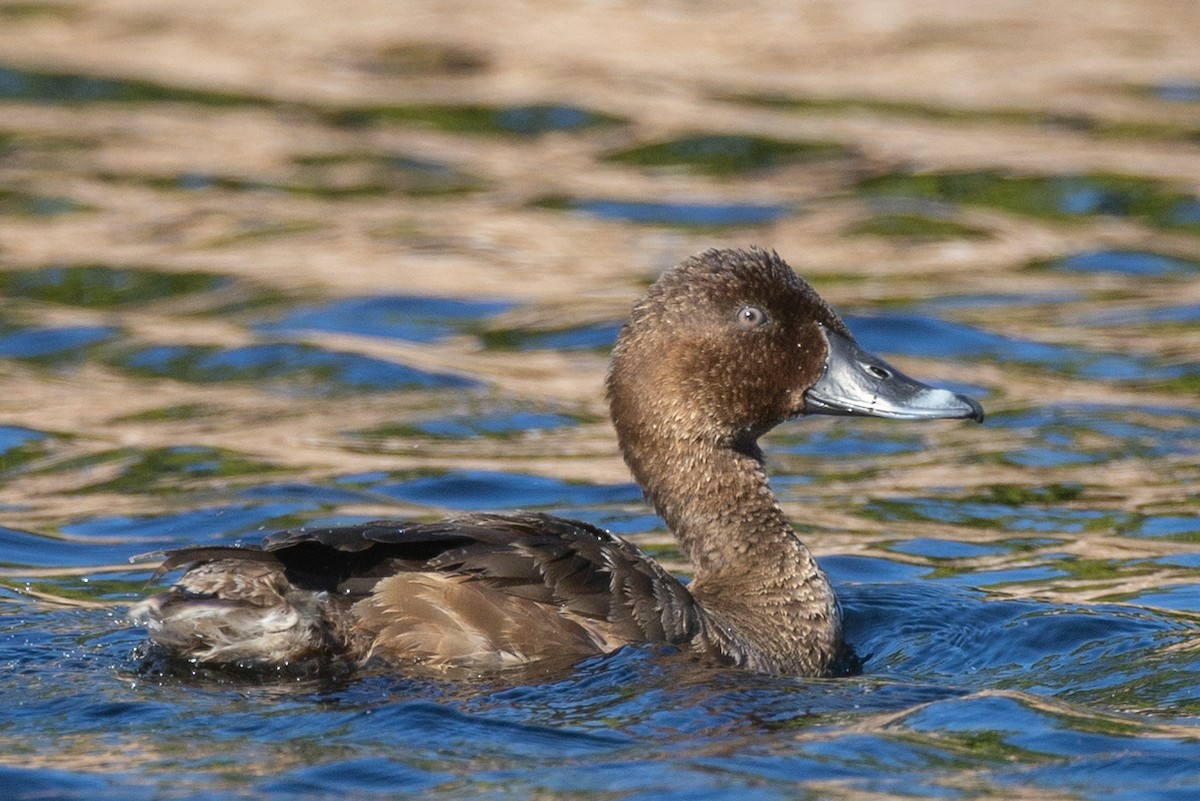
[2,2,1200,799]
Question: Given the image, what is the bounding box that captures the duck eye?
[736,305,768,329]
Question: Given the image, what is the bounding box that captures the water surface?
[2,3,1200,800]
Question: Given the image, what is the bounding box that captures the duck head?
[607,247,982,458]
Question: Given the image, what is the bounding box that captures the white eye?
[736,305,768,329]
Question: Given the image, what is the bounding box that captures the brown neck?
[618,425,842,673]
[619,426,823,597]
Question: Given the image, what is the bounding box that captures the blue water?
[5,577,1200,799]
[1153,83,1200,103]
[0,325,118,359]
[566,198,793,227]
[369,468,641,511]
[3,260,1200,796]
[257,296,513,343]
[1048,249,1200,277]
[848,312,1194,381]
[494,104,610,134]
[1094,304,1200,325]
[118,342,475,393]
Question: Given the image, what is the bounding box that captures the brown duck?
[132,248,983,677]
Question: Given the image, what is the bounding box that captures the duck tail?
[129,548,351,670]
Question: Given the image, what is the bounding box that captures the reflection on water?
[0,65,265,106]
[103,155,485,199]
[482,320,621,351]
[116,343,476,392]
[536,195,795,227]
[857,169,1200,233]
[2,2,1200,799]
[0,265,231,306]
[0,324,118,360]
[353,407,581,441]
[329,102,625,134]
[1152,83,1200,103]
[368,468,640,512]
[603,133,853,175]
[259,295,513,343]
[1045,250,1200,277]
[0,187,92,216]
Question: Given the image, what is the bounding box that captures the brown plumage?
[131,247,983,677]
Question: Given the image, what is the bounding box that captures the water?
[536,196,796,228]
[2,2,1200,799]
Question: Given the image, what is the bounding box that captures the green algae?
[604,133,851,175]
[77,445,283,494]
[0,265,229,308]
[0,65,268,107]
[368,42,490,76]
[856,169,1200,234]
[328,102,625,135]
[0,187,92,216]
[0,3,79,20]
[726,92,1200,143]
[111,404,213,424]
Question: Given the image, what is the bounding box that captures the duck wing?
[135,512,702,671]
[265,512,701,641]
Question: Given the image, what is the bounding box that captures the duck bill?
[803,327,984,422]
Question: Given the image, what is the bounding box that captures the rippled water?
[2,2,1200,799]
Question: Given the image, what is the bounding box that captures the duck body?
[137,513,755,674]
[132,248,982,677]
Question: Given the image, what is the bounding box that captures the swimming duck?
[132,247,982,677]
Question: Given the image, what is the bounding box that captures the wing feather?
[141,512,703,667]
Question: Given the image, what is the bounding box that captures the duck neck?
[623,430,827,600]
[622,430,842,674]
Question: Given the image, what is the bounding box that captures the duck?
[131,247,983,678]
